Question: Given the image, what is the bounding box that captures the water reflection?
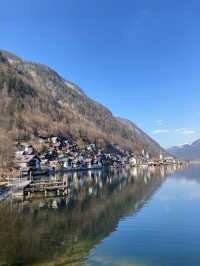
[0,165,184,266]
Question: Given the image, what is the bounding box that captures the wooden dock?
[24,180,68,197]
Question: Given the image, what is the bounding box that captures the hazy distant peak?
[167,139,200,160]
[191,139,200,146]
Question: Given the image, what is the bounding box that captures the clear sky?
[1,0,200,148]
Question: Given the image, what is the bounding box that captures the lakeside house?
[13,135,181,177]
[15,155,41,176]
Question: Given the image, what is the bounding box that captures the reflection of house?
[85,158,92,168]
[93,159,102,167]
[129,157,137,166]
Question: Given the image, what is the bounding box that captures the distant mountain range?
[167,140,200,160]
[0,50,165,157]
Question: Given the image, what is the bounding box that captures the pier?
[24,180,68,198]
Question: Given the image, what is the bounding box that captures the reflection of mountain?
[0,166,180,266]
[174,165,200,183]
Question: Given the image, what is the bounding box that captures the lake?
[0,164,200,266]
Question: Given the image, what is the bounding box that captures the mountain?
[116,118,166,156]
[167,140,200,160]
[0,50,164,158]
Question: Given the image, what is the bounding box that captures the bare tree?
[0,129,14,180]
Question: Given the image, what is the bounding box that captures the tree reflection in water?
[0,165,183,266]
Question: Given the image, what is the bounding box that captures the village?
[14,135,182,178]
[0,135,186,200]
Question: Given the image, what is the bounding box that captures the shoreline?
[25,162,185,178]
[0,162,187,201]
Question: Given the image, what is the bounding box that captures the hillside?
[167,140,200,160]
[0,50,164,161]
[117,117,166,156]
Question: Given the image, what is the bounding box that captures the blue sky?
[1,0,200,148]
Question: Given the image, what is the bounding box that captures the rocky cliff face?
[0,50,164,157]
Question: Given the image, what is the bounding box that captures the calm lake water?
[0,164,200,266]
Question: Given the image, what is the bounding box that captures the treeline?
[0,129,14,180]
